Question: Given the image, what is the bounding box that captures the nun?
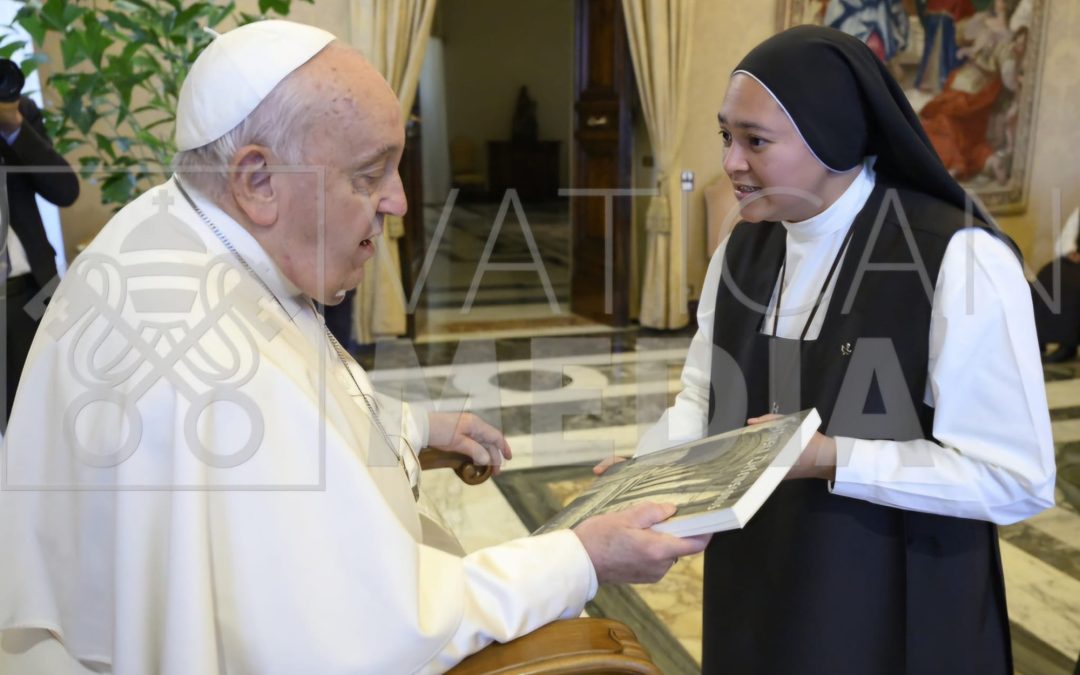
[632,25,1055,674]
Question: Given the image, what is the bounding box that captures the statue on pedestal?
[511,85,538,143]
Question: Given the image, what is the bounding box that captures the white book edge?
[651,409,822,537]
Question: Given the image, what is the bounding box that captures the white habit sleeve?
[831,229,1056,524]
[639,229,1055,525]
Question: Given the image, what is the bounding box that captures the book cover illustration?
[535,409,820,537]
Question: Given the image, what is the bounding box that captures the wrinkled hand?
[747,414,836,481]
[426,411,511,475]
[573,503,711,585]
[592,454,628,476]
[0,101,21,135]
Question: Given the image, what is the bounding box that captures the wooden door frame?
[571,0,635,326]
[400,3,635,333]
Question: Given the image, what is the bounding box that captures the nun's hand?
[593,455,628,476]
[747,414,837,481]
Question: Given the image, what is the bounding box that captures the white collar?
[782,157,877,243]
[172,176,308,320]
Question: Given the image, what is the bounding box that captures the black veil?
[733,25,1004,238]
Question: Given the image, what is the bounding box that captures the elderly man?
[0,20,706,675]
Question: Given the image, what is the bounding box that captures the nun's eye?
[748,136,767,148]
[719,129,732,146]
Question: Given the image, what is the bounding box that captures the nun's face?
[272,48,407,304]
[718,74,840,223]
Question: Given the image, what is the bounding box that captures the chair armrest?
[446,618,661,674]
[418,448,493,485]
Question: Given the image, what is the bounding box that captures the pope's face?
[273,48,406,305]
[718,74,836,223]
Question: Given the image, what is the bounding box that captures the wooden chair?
[449,135,487,198]
[419,448,494,485]
[418,450,662,675]
[447,617,661,675]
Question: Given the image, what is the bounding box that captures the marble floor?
[358,330,1080,675]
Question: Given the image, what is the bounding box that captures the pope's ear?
[228,145,277,227]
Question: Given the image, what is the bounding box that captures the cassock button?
[840,342,853,356]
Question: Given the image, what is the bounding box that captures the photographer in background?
[0,58,79,431]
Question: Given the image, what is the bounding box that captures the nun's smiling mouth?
[733,182,762,199]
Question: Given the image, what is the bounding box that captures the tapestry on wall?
[777,0,1047,215]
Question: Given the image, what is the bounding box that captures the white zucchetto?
[175,19,336,152]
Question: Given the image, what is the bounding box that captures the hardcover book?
[535,409,821,537]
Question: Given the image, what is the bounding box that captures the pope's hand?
[426,411,512,475]
[573,503,710,585]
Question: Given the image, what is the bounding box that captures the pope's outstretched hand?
[573,503,710,584]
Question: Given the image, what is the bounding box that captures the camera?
[0,58,25,103]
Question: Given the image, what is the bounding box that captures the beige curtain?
[349,0,437,343]
[623,0,695,329]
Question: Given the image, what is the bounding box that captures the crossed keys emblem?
[45,191,287,470]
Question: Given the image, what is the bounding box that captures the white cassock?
[0,178,596,675]
[638,161,1055,525]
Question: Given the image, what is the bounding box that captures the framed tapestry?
[776,0,1047,214]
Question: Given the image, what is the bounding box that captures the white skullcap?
[175,19,336,152]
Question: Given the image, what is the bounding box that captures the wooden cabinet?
[486,140,560,202]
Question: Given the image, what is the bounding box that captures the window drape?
[622,0,695,329]
[350,0,438,343]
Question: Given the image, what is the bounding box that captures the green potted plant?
[1,0,311,208]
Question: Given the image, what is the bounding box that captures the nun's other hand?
[593,455,628,476]
[747,415,836,481]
